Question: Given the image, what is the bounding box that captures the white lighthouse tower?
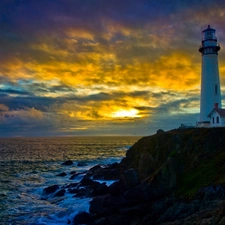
[199,25,221,126]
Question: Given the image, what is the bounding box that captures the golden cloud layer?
[1,1,225,135]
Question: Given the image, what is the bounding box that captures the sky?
[1,0,225,137]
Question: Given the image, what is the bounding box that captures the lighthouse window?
[215,85,218,94]
[206,31,212,39]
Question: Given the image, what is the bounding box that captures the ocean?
[0,136,141,225]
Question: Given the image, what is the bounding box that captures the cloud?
[0,0,225,136]
[0,106,45,133]
[0,88,31,96]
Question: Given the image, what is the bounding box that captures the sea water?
[0,136,141,225]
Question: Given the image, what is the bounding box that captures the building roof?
[208,108,225,118]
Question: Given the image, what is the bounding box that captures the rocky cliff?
[76,128,225,225]
[121,127,225,198]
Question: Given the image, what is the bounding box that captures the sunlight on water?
[0,136,141,224]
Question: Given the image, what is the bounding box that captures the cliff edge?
[82,128,225,225]
[121,127,225,198]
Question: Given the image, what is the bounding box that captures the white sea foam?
[0,136,141,224]
[6,158,120,224]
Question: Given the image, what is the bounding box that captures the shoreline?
[72,128,225,225]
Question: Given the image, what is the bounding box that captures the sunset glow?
[112,109,140,118]
[1,0,225,136]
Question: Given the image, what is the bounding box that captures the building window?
[213,117,215,124]
[217,116,219,124]
[215,85,218,94]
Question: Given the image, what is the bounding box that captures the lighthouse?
[199,25,221,126]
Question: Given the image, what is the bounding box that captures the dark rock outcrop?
[87,182,109,197]
[69,172,86,180]
[109,180,125,196]
[86,128,225,225]
[54,189,66,197]
[86,163,122,181]
[43,184,59,195]
[79,177,109,197]
[122,168,139,189]
[62,160,73,166]
[56,172,67,177]
[73,211,93,225]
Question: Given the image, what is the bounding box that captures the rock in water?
[54,189,66,197]
[62,160,73,165]
[43,185,59,195]
[56,172,67,176]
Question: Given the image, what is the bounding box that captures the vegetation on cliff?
[121,127,225,198]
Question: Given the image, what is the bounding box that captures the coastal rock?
[70,171,77,175]
[89,164,102,171]
[87,128,225,224]
[110,162,120,168]
[80,177,97,186]
[67,176,110,198]
[89,196,105,214]
[89,196,108,215]
[86,162,121,181]
[69,172,86,180]
[109,180,125,196]
[86,182,109,197]
[68,188,81,194]
[119,203,149,217]
[65,183,78,189]
[122,168,139,189]
[43,184,59,195]
[72,188,86,197]
[89,194,129,215]
[54,189,66,197]
[73,211,93,225]
[140,157,177,200]
[62,160,73,166]
[94,214,131,225]
[56,172,67,177]
[124,183,149,203]
[70,174,78,180]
